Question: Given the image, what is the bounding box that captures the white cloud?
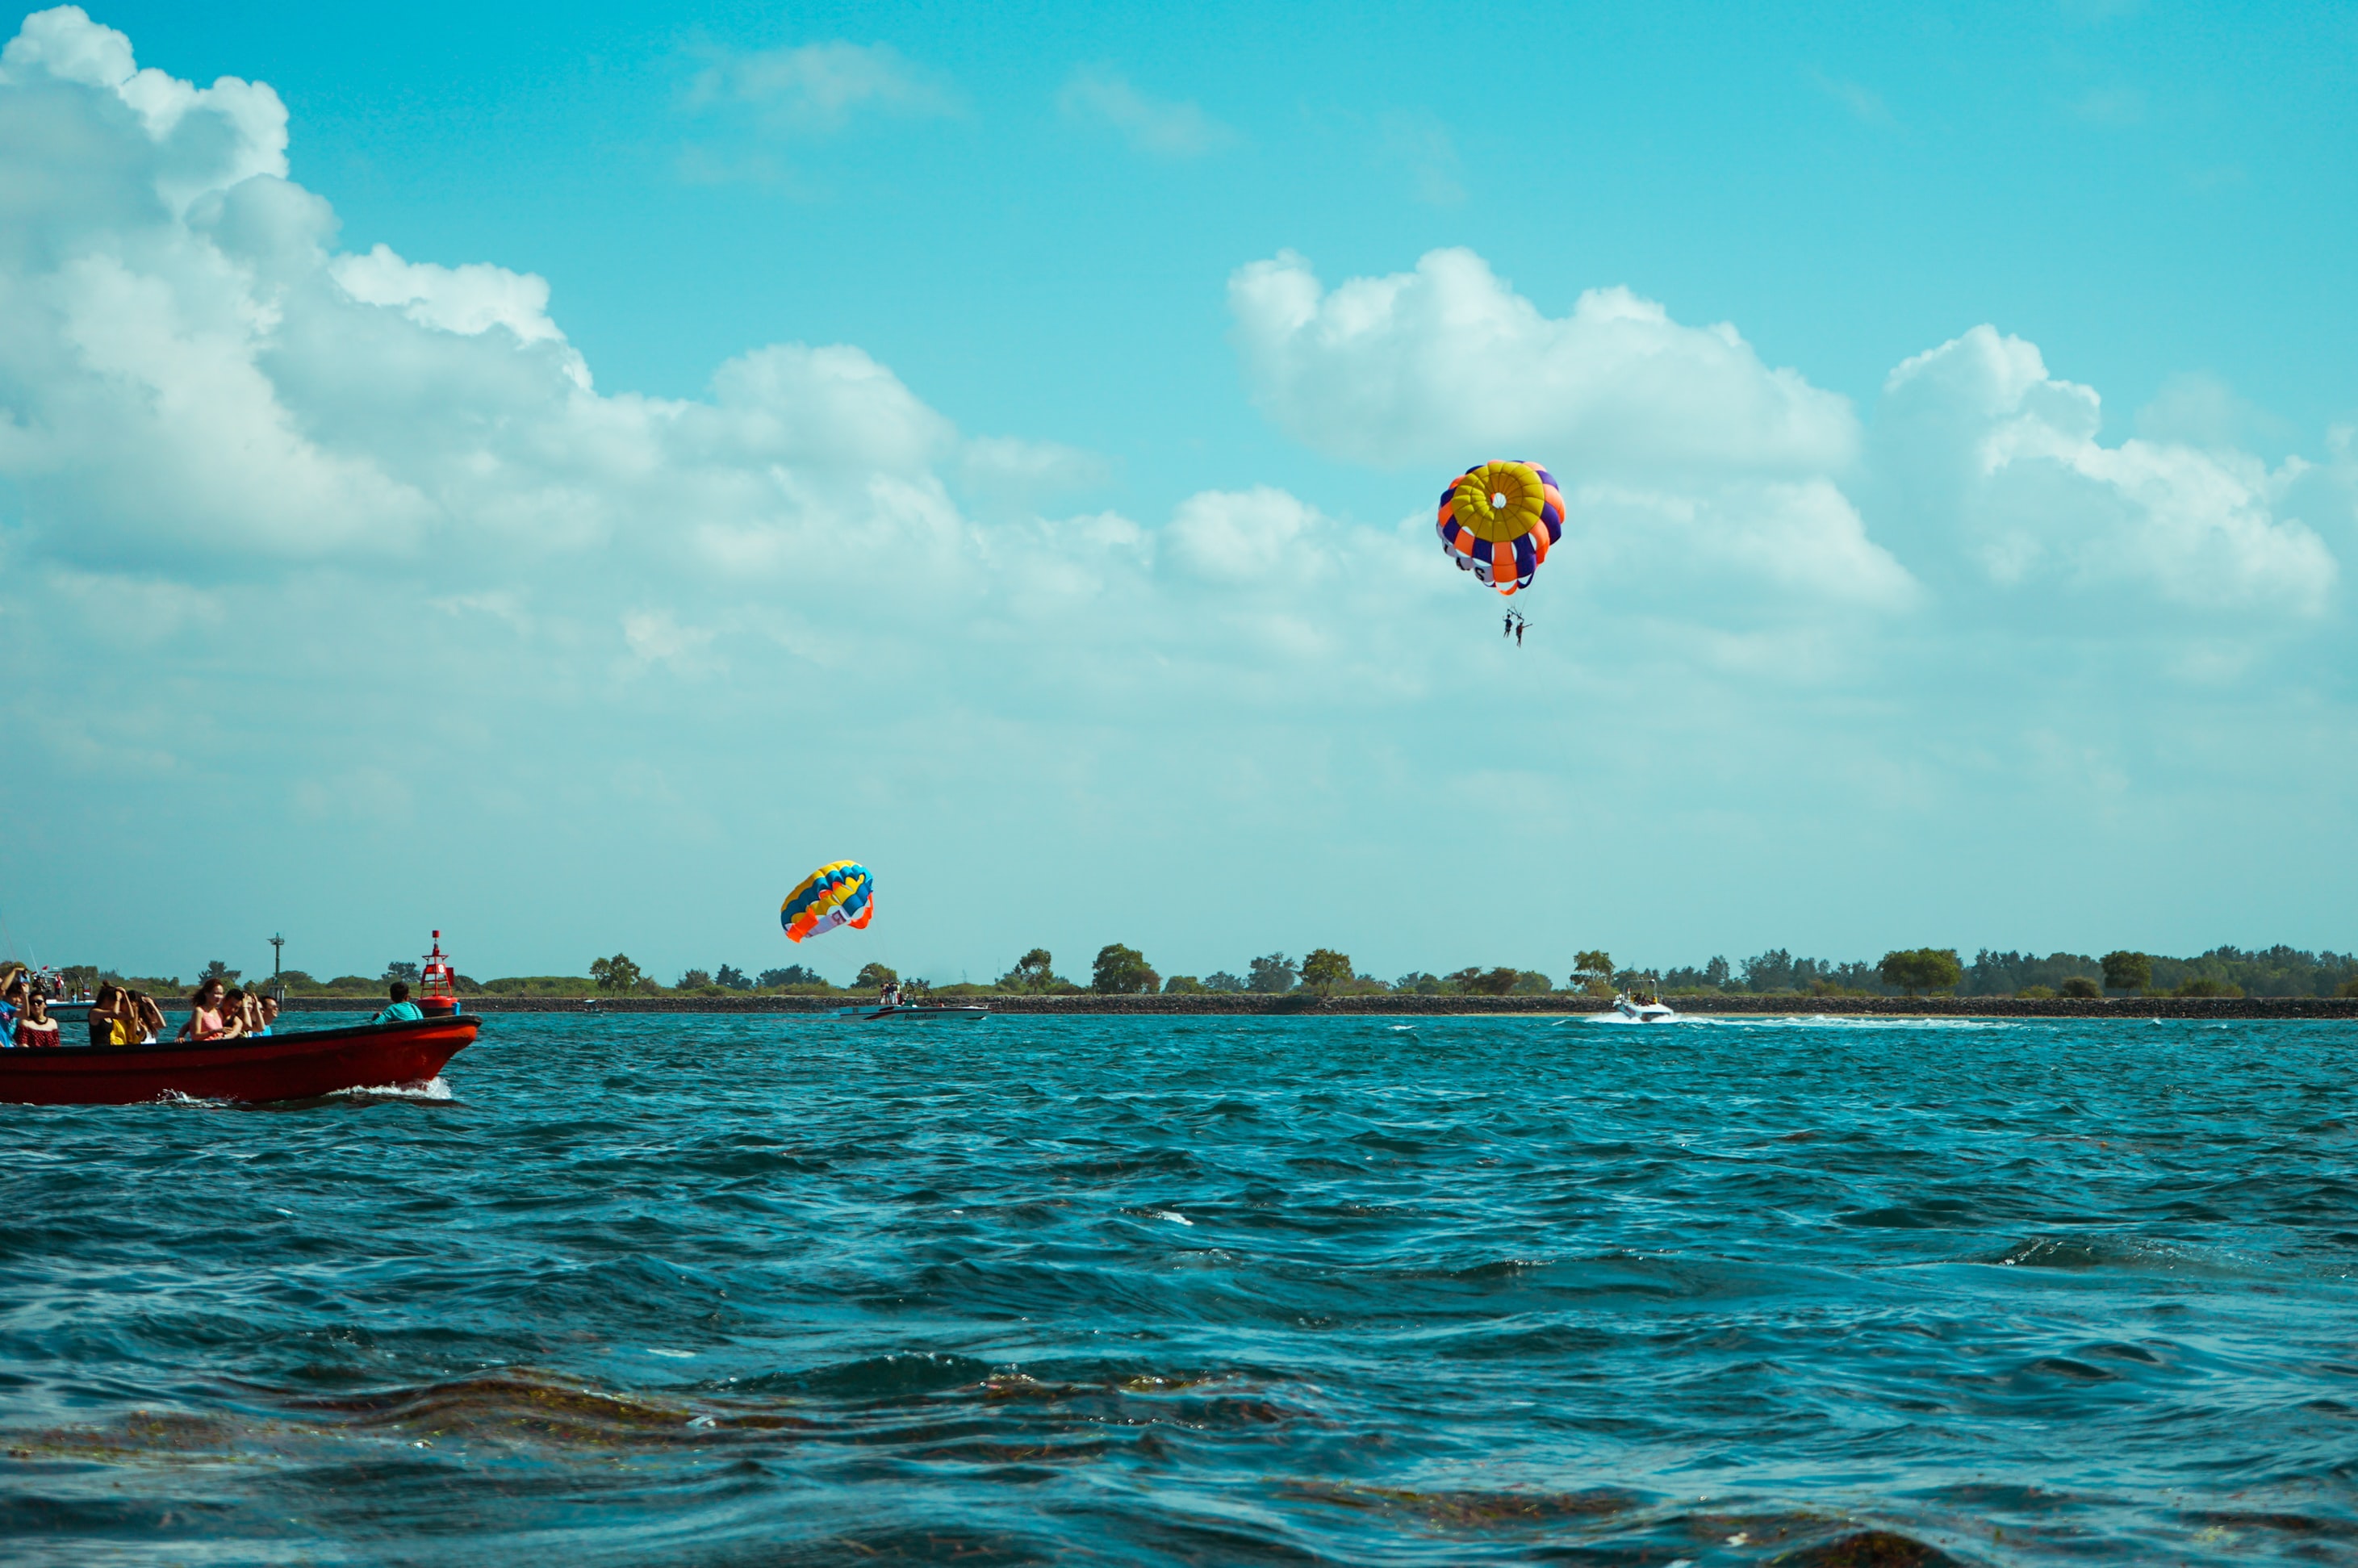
[1231,247,2344,622]
[1058,68,1236,158]
[0,5,285,211]
[959,436,1110,514]
[2133,371,2295,456]
[1166,486,1327,584]
[1872,326,2336,614]
[1227,247,1908,612]
[331,244,589,389]
[1229,247,1859,479]
[687,40,954,135]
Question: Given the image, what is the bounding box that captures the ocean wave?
[7,1012,2350,1566]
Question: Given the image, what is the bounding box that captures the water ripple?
[3,1013,2355,1563]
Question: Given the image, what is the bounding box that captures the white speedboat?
[830,1004,990,1023]
[1603,993,1677,1023]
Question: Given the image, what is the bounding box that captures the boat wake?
[332,1076,454,1102]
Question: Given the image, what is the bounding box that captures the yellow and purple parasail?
[1436,460,1564,596]
[781,860,874,943]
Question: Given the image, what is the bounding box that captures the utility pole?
[270,934,285,1000]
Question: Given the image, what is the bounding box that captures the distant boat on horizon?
[830,1004,990,1024]
[1599,993,1678,1024]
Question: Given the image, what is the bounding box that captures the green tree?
[1571,950,1613,985]
[678,968,714,989]
[855,962,899,992]
[1298,948,1353,996]
[1446,965,1520,996]
[1877,947,1963,997]
[2059,975,2101,999]
[2101,951,2152,993]
[1247,954,1298,993]
[1091,943,1160,994]
[1163,974,1206,994]
[999,948,1061,993]
[589,954,642,993]
[2173,976,2243,998]
[1203,971,1247,993]
[715,964,750,990]
[200,959,240,985]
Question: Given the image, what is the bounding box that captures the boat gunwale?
[0,1014,482,1065]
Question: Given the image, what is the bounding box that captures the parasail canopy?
[1436,460,1563,596]
[781,860,874,943]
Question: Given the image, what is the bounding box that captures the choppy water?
[4,1014,2356,1566]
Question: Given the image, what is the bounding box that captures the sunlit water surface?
[4,1013,2355,1566]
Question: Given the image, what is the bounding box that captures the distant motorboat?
[1600,993,1677,1024]
[831,1004,990,1023]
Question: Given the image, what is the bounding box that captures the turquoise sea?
[3,1013,2354,1565]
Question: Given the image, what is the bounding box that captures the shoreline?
[271,993,2358,1019]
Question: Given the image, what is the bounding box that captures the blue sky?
[0,2,2352,987]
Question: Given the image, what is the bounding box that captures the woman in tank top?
[179,980,229,1041]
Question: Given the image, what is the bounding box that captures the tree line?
[69,942,2358,1001]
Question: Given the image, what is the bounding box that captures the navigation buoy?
[420,930,460,1017]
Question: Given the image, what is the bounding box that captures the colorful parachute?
[780,860,874,943]
[1436,460,1564,596]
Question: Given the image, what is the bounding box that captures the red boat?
[0,1014,482,1106]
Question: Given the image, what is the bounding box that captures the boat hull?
[831,1006,990,1023]
[0,1015,483,1106]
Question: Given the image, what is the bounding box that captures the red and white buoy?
[420,930,461,1017]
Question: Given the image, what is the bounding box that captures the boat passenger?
[218,988,253,1040]
[89,983,128,1047]
[93,985,163,1046]
[178,979,229,1041]
[372,980,423,1024]
[255,996,279,1037]
[0,967,23,1047]
[13,993,60,1049]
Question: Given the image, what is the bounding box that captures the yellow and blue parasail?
[781,860,874,943]
[1436,460,1564,596]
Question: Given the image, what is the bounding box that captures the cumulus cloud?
[1871,326,2336,614]
[0,2,1412,704]
[686,40,955,136]
[1230,247,1858,479]
[0,4,284,210]
[1228,247,1909,613]
[1231,247,2343,621]
[331,246,565,349]
[1058,67,1236,157]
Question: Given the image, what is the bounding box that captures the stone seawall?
[274,993,2358,1019]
